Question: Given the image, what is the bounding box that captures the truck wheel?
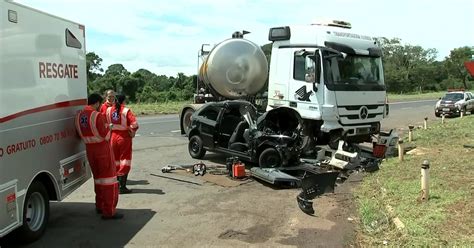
[259,148,281,168]
[189,135,206,159]
[182,109,195,136]
[16,181,49,243]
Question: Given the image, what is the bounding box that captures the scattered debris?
[406,147,429,156]
[297,171,340,215]
[347,217,354,222]
[150,173,202,186]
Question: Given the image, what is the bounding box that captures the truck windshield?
[323,52,385,91]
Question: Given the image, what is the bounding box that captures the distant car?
[187,100,303,168]
[435,91,474,117]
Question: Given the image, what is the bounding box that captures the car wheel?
[189,135,206,159]
[462,106,467,116]
[435,112,440,118]
[259,148,282,168]
[15,181,49,244]
[182,108,195,136]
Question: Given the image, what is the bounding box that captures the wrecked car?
[187,100,303,167]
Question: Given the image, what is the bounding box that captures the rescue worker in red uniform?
[106,94,139,194]
[75,93,123,220]
[100,89,116,114]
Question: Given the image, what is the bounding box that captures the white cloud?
[15,0,474,76]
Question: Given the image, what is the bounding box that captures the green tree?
[86,52,103,83]
[444,46,474,89]
[376,37,439,93]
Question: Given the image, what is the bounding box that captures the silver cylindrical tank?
[199,38,268,99]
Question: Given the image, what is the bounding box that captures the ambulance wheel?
[259,148,281,168]
[189,135,206,159]
[16,181,49,243]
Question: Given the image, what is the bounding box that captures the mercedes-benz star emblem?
[359,106,369,120]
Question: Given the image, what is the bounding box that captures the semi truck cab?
[266,21,388,145]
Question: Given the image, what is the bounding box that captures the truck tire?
[259,148,281,168]
[182,108,195,136]
[189,135,206,159]
[16,181,49,243]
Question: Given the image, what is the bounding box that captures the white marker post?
[424,117,428,130]
[441,114,445,124]
[408,125,414,142]
[421,160,430,201]
[398,140,404,161]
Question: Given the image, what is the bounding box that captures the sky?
[16,0,474,77]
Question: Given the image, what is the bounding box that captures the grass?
[128,101,192,116]
[354,116,474,246]
[388,91,444,102]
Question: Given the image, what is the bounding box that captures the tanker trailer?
[180,33,268,135]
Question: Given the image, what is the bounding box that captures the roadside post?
[424,117,428,130]
[398,140,404,161]
[441,114,445,124]
[408,125,414,142]
[421,160,430,201]
[461,110,464,118]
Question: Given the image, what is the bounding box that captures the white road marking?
[171,130,181,133]
[140,120,178,125]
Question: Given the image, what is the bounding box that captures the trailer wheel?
[189,135,206,159]
[182,108,195,136]
[16,181,49,243]
[259,148,281,168]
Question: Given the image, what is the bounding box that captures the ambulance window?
[65,29,82,49]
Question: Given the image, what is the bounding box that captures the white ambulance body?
[0,0,90,242]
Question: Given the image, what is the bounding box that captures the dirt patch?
[406,147,430,156]
[218,224,274,244]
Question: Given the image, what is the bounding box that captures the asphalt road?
[3,99,439,248]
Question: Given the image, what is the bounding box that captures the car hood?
[440,99,462,105]
[256,107,303,132]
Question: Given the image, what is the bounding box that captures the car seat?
[228,120,249,152]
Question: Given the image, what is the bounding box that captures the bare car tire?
[259,148,282,168]
[189,135,206,159]
[182,108,195,136]
[15,181,49,244]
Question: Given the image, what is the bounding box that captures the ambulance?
[0,0,90,242]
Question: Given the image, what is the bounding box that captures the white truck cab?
[266,21,388,146]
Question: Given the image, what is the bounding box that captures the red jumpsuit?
[75,106,119,217]
[100,101,114,114]
[106,105,139,176]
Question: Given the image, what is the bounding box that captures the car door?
[468,93,474,111]
[196,105,220,148]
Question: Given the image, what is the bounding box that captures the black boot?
[119,175,132,194]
